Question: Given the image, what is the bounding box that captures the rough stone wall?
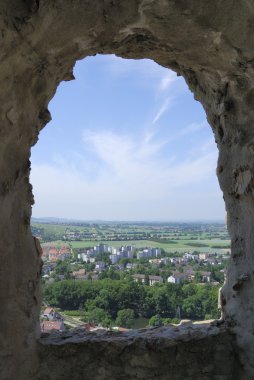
[0,1,253,379]
[39,323,239,380]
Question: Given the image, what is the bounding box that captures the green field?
[42,238,230,254]
[34,220,230,254]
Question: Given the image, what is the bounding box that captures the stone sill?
[39,320,224,345]
[38,321,239,380]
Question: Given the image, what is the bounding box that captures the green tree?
[194,271,203,283]
[115,309,134,328]
[149,314,163,327]
[54,260,71,279]
[83,306,111,326]
[162,317,180,325]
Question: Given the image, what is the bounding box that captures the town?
[40,227,229,334]
[41,243,227,286]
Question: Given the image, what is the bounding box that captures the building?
[72,268,86,279]
[132,274,163,286]
[59,246,71,261]
[109,246,134,264]
[148,275,163,285]
[95,261,106,271]
[169,257,182,264]
[201,271,211,282]
[79,252,95,263]
[94,244,109,254]
[137,248,161,259]
[199,253,209,261]
[46,246,71,263]
[132,274,145,283]
[48,248,59,262]
[183,252,199,262]
[41,320,65,333]
[168,272,188,284]
[184,269,196,281]
[43,307,63,321]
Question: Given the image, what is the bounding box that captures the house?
[59,246,71,255]
[132,274,145,283]
[42,264,54,275]
[132,274,163,286]
[206,258,218,265]
[183,253,199,262]
[201,271,211,282]
[149,259,161,265]
[95,261,106,271]
[72,268,87,279]
[59,252,71,261]
[199,253,209,260]
[184,269,196,281]
[40,320,65,333]
[149,275,163,285]
[169,257,182,264]
[58,246,71,260]
[168,272,187,284]
[43,307,62,321]
[48,248,60,263]
[46,246,71,262]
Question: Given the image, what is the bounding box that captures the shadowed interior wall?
[0,1,253,379]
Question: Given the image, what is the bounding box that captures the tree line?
[44,279,219,327]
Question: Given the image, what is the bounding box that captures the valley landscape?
[37,220,229,332]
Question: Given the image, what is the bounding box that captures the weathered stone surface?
[38,323,239,380]
[0,1,253,379]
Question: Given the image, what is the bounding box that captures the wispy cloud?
[158,72,177,92]
[152,97,173,124]
[31,127,220,220]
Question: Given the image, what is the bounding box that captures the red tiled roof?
[49,248,58,254]
[44,307,54,315]
[72,269,86,277]
[59,246,70,253]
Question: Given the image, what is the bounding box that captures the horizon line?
[31,216,225,224]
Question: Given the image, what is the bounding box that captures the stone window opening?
[32,54,225,334]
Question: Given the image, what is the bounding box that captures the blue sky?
[31,54,225,221]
